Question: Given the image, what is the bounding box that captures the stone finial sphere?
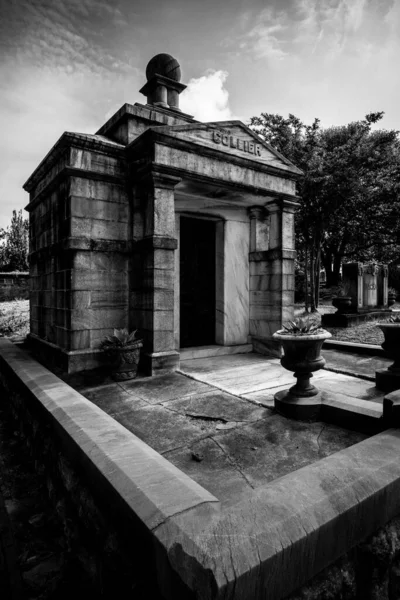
[145,54,181,82]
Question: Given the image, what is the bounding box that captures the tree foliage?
[0,209,29,272]
[250,111,400,310]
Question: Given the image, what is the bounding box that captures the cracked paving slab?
[117,372,211,403]
[162,391,268,423]
[163,437,253,507]
[210,417,368,490]
[75,354,374,505]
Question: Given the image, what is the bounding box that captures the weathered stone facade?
[24,54,302,374]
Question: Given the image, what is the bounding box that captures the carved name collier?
[212,130,262,156]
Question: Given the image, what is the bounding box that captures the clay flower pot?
[111,340,143,381]
[100,328,143,381]
[378,323,400,373]
[332,296,352,313]
[273,329,332,397]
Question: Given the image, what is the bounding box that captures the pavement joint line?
[211,436,255,490]
[177,368,272,408]
[316,425,327,456]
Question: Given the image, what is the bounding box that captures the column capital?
[248,206,267,220]
[264,196,300,214]
[139,170,182,191]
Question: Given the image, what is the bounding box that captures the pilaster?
[131,171,181,375]
[249,198,299,357]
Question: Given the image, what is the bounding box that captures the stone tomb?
[24,54,301,375]
[322,262,392,328]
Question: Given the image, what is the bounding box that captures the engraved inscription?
[213,130,261,156]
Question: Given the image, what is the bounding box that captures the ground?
[0,300,29,338]
[1,300,397,345]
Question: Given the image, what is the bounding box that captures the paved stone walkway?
[66,351,386,508]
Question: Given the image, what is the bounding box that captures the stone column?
[249,198,298,357]
[357,263,364,309]
[380,265,389,308]
[132,172,180,375]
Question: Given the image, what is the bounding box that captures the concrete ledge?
[376,368,400,393]
[2,338,400,599]
[324,339,385,356]
[156,430,400,599]
[322,311,392,328]
[180,344,253,360]
[274,389,383,434]
[0,339,217,533]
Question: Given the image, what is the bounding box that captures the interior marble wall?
[174,208,250,349]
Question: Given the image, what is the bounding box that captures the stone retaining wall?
[2,338,400,599]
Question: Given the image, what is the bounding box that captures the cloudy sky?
[1,0,399,229]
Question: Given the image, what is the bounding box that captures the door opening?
[179,216,216,348]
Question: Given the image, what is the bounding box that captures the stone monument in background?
[24,54,302,375]
[322,261,391,328]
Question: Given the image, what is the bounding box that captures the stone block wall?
[0,356,167,598]
[29,179,70,344]
[248,199,297,357]
[26,138,131,371]
[288,520,400,600]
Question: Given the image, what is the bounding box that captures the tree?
[250,112,400,311]
[0,209,29,272]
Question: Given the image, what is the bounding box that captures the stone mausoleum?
[24,54,302,375]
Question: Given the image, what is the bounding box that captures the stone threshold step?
[180,344,253,360]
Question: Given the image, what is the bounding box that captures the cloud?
[238,7,288,61]
[0,0,134,77]
[233,0,387,63]
[180,70,234,122]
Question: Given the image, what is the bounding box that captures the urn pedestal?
[376,324,400,393]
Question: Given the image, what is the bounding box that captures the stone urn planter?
[332,296,352,313]
[272,318,331,420]
[100,328,143,381]
[388,288,397,307]
[376,317,400,392]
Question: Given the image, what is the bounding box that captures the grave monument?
[24,53,302,375]
[322,261,391,328]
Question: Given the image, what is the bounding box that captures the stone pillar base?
[141,350,180,376]
[274,389,322,421]
[27,334,105,374]
[251,336,282,358]
[376,368,400,393]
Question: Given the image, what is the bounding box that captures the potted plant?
[272,317,331,420]
[332,282,352,313]
[100,328,143,381]
[388,287,398,307]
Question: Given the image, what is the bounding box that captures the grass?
[293,302,398,346]
[0,299,30,338]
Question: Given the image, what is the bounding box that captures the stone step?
[179,344,253,360]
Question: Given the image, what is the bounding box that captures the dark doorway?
[180,217,216,348]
